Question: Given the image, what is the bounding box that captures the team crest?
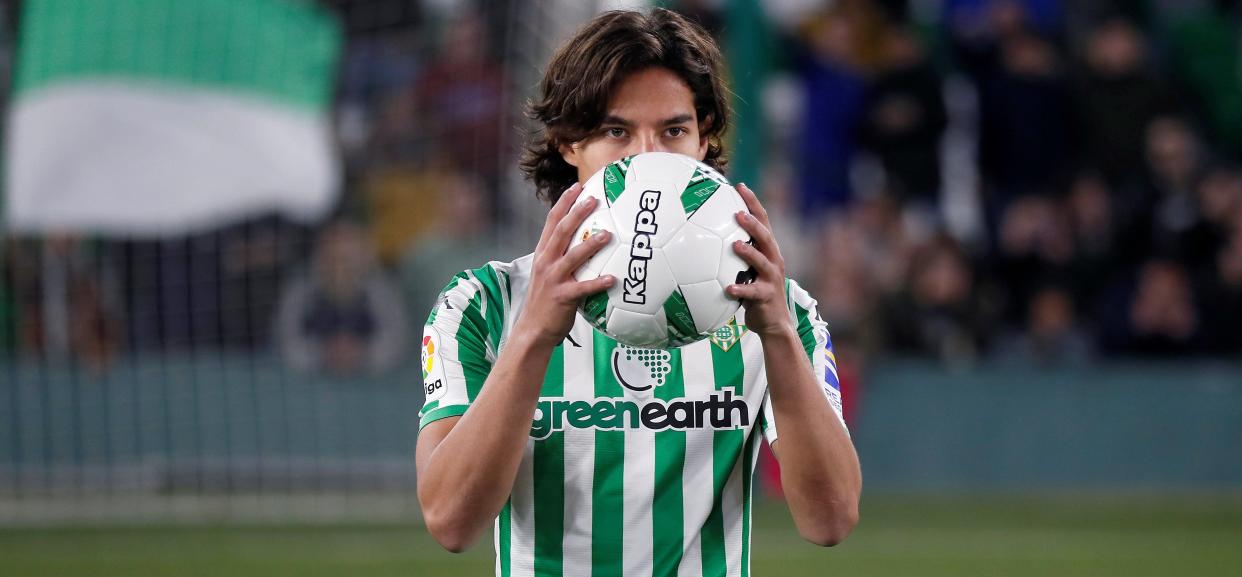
[709,317,747,352]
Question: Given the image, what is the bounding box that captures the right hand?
[516,182,616,348]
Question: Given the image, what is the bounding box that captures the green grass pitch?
[1,494,1239,577]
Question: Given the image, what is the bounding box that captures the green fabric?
[13,0,340,110]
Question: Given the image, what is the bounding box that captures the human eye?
[604,127,627,139]
[666,126,688,138]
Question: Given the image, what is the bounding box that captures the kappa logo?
[611,344,672,392]
[623,190,661,305]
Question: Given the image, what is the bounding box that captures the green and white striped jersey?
[418,254,844,577]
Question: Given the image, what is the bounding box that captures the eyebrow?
[600,114,695,127]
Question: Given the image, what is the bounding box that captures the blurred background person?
[275,220,407,375]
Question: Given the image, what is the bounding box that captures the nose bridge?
[637,129,664,154]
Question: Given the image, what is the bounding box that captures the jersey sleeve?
[417,266,507,431]
[760,279,847,445]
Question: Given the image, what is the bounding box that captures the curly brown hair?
[519,8,732,204]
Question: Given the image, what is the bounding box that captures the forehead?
[606,67,697,122]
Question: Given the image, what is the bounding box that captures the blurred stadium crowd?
[2,0,1242,380]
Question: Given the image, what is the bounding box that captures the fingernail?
[595,231,609,242]
[604,275,616,285]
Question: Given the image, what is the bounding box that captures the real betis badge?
[709,317,748,352]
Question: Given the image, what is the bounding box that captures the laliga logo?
[623,190,661,305]
[611,344,672,392]
[422,335,443,397]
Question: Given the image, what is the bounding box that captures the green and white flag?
[5,0,341,236]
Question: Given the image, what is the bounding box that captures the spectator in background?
[396,11,508,187]
[975,27,1070,202]
[1142,116,1210,267]
[1064,170,1122,311]
[1073,16,1176,186]
[1102,259,1201,357]
[794,5,869,217]
[1201,208,1242,354]
[858,25,948,210]
[989,194,1074,325]
[13,235,121,374]
[994,284,1093,364]
[275,221,407,375]
[399,169,512,322]
[882,234,987,361]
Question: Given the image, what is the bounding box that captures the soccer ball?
[570,152,753,348]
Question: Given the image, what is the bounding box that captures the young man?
[415,8,861,576]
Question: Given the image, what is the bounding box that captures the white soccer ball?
[570,152,753,348]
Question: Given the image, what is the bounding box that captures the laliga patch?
[422,331,447,401]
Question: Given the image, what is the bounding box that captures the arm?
[728,184,862,547]
[415,330,555,552]
[415,183,614,552]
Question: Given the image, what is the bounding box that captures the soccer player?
[415,8,861,576]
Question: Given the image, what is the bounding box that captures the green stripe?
[793,302,817,366]
[471,265,507,352]
[703,342,746,576]
[14,0,340,109]
[741,429,758,577]
[533,345,565,576]
[592,430,625,577]
[533,432,565,577]
[591,331,624,577]
[711,336,745,395]
[603,164,626,204]
[417,404,468,430]
[592,331,624,398]
[680,170,722,215]
[459,291,491,402]
[653,431,686,576]
[653,350,686,576]
[499,499,512,577]
[702,429,744,577]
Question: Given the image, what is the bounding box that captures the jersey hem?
[418,404,469,430]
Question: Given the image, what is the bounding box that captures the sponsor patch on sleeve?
[422,331,448,402]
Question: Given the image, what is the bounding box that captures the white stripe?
[508,440,537,577]
[561,322,595,576]
[623,429,655,577]
[722,437,746,577]
[6,83,337,236]
[678,341,716,577]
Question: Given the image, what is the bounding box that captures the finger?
[549,194,598,254]
[565,275,617,300]
[538,182,584,250]
[732,239,781,280]
[735,211,785,267]
[736,183,771,228]
[725,281,768,301]
[556,229,613,277]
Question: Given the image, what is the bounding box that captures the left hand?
[727,183,795,340]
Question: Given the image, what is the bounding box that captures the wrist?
[754,319,798,343]
[511,314,564,353]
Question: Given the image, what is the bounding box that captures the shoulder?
[784,277,820,314]
[425,255,533,348]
